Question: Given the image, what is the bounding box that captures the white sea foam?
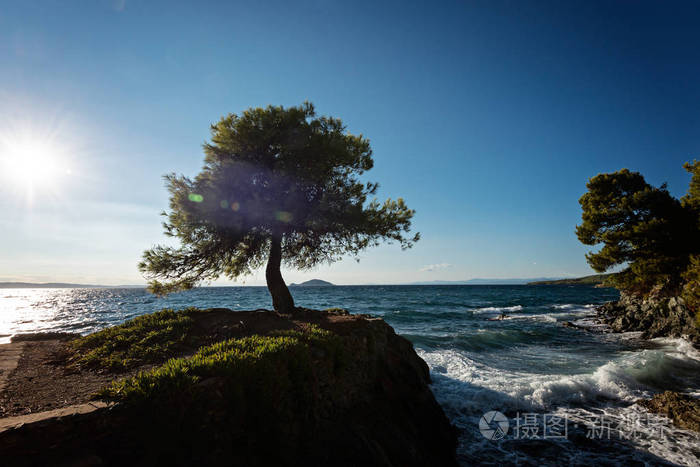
[471,305,523,313]
[419,345,700,466]
[652,337,700,362]
[551,404,700,467]
[420,349,647,412]
[425,343,700,409]
[508,313,558,323]
[552,303,597,311]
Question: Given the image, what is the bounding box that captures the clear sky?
[0,0,698,286]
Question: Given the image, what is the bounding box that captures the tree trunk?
[266,234,295,313]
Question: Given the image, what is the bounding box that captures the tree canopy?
[576,164,699,294]
[140,103,418,312]
[681,160,700,313]
[682,160,700,220]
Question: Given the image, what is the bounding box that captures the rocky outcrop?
[637,391,700,432]
[0,310,457,467]
[597,292,699,345]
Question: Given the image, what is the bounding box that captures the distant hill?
[289,279,335,287]
[527,274,614,286]
[0,282,144,289]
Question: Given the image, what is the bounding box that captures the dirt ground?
[0,308,367,418]
[0,339,117,417]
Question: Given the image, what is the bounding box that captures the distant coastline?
[1,277,616,288]
[408,278,563,285]
[0,282,145,289]
[526,274,613,286]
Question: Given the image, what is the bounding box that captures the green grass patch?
[72,308,203,372]
[100,325,344,403]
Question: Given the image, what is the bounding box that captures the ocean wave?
[420,345,700,414]
[418,344,700,464]
[471,305,523,313]
[459,328,560,351]
[651,337,700,362]
[558,404,700,467]
[552,303,597,310]
[507,313,558,323]
[571,316,611,332]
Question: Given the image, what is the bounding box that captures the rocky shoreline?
[637,391,700,432]
[594,292,700,434]
[597,292,699,346]
[0,308,458,466]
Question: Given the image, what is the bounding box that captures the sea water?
[1,285,698,466]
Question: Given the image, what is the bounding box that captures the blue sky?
[0,0,698,285]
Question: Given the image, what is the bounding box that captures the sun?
[0,136,69,192]
[5,141,59,182]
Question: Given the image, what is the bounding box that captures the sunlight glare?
[0,135,69,192]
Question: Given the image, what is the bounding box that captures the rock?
[0,311,457,467]
[637,391,700,432]
[596,292,699,345]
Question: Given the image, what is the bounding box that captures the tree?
[576,167,698,293]
[139,103,419,313]
[680,160,700,315]
[682,160,700,221]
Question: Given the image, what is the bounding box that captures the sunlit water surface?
[1,285,699,466]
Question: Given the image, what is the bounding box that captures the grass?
[94,324,355,465]
[100,325,345,404]
[71,307,203,372]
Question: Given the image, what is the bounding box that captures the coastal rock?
[597,292,699,345]
[0,309,457,467]
[637,391,700,432]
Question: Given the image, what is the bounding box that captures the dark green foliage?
[682,255,700,320]
[682,160,700,225]
[95,325,351,465]
[72,308,200,371]
[680,161,700,324]
[139,103,418,311]
[577,165,700,294]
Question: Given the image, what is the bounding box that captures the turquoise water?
[1,285,699,465]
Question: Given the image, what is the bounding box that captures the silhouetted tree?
[576,166,698,294]
[140,103,418,312]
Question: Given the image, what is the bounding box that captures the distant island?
[289,279,335,287]
[526,274,614,286]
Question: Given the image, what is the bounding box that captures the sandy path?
[0,343,25,394]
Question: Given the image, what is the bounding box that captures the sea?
[1,285,699,466]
